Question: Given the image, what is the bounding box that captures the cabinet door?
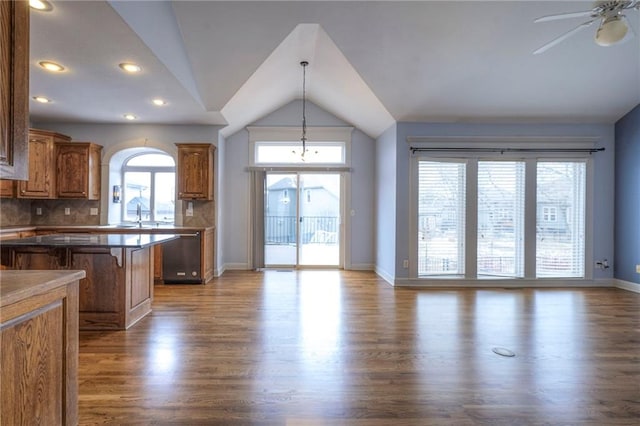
[0,0,29,180]
[17,133,55,198]
[0,179,15,197]
[56,145,89,198]
[177,144,213,200]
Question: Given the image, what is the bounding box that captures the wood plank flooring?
[78,270,640,424]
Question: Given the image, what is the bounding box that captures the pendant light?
[300,61,309,159]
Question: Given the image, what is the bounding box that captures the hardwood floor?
[78,271,640,424]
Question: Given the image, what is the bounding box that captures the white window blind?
[536,161,586,278]
[477,161,525,278]
[418,161,466,276]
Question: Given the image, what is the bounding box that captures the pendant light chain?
[300,61,309,157]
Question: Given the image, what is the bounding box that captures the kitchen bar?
[0,233,177,330]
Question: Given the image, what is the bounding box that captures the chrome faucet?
[136,203,142,227]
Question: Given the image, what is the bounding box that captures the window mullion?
[524,159,537,278]
[465,160,477,279]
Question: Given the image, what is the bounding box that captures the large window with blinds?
[416,158,587,279]
[477,161,525,278]
[536,162,585,277]
[418,161,466,276]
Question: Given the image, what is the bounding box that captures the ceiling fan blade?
[534,10,598,23]
[533,19,597,54]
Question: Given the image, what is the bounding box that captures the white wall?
[220,100,376,271]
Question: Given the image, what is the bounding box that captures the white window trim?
[408,140,595,284]
[121,152,176,224]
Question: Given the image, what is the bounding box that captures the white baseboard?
[613,278,640,293]
[349,263,375,271]
[216,263,250,276]
[393,277,614,288]
[375,267,394,285]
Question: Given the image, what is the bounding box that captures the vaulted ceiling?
[29,1,640,138]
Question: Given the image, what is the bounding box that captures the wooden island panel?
[0,270,82,426]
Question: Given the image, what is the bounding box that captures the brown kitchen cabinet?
[0,179,15,197]
[203,227,214,282]
[0,270,82,425]
[0,0,29,180]
[17,129,71,199]
[55,142,102,199]
[176,143,214,200]
[153,244,163,281]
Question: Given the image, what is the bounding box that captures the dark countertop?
[0,224,213,234]
[0,233,179,248]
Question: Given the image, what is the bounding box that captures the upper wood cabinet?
[0,180,15,198]
[55,142,102,199]
[17,129,71,199]
[0,0,29,180]
[176,143,214,200]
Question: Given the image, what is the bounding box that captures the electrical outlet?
[64,207,70,215]
[403,259,409,268]
[90,208,98,215]
[636,264,640,274]
[36,207,42,215]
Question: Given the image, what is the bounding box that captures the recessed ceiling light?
[124,114,137,121]
[119,63,141,73]
[152,98,167,106]
[33,96,52,103]
[39,61,65,72]
[29,0,53,11]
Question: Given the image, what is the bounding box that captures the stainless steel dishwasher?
[162,232,202,284]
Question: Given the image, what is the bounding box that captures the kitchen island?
[0,233,177,330]
[1,270,84,425]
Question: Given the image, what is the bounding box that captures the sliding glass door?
[264,172,341,267]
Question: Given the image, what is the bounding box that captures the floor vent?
[492,347,516,357]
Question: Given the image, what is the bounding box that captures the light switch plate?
[64,207,70,215]
[90,208,98,215]
[36,207,42,215]
[636,265,640,274]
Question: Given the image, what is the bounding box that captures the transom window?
[247,126,352,167]
[255,141,345,164]
[122,153,175,223]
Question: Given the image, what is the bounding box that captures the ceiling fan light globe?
[595,16,629,46]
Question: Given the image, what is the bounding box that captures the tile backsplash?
[1,198,213,227]
[1,199,101,226]
[0,198,31,226]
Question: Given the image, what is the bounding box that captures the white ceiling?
[29,1,640,138]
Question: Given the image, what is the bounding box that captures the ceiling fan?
[533,0,639,54]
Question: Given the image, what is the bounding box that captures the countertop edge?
[0,270,86,308]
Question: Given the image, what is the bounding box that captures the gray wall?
[375,124,397,281]
[614,104,640,284]
[221,100,376,271]
[387,121,615,283]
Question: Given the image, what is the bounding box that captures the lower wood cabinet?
[6,246,154,330]
[0,270,82,426]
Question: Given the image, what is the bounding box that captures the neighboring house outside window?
[543,206,557,222]
[122,153,176,224]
